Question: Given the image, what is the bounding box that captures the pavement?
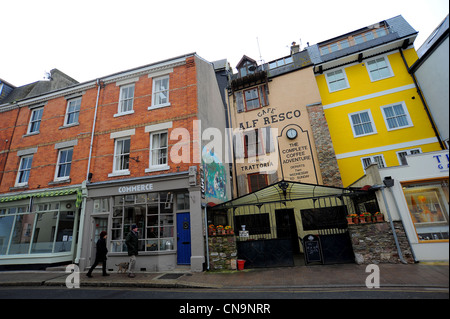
[0,262,448,290]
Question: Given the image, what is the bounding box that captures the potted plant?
[208,224,215,236]
[348,213,358,224]
[347,214,357,224]
[216,225,224,235]
[225,225,234,235]
[374,211,384,222]
[360,212,372,223]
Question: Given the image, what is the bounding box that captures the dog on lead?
[116,262,130,273]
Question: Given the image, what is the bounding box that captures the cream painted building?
[228,47,342,198]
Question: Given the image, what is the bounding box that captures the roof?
[212,180,360,209]
[306,15,418,69]
[417,14,449,58]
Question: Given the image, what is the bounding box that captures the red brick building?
[0,54,230,272]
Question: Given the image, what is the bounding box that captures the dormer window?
[240,61,257,77]
[236,55,258,78]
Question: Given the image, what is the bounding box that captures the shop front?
[0,187,82,269]
[79,172,205,273]
[209,180,377,269]
[376,151,449,261]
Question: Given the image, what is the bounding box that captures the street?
[0,286,447,299]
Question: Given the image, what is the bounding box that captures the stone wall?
[306,103,343,188]
[208,236,238,270]
[348,221,415,264]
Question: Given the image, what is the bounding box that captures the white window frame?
[110,137,131,177]
[325,68,350,93]
[64,97,81,126]
[396,148,421,165]
[27,107,44,134]
[361,154,386,171]
[115,84,135,117]
[381,102,413,131]
[54,148,73,181]
[147,130,169,172]
[151,75,170,109]
[365,55,394,82]
[348,110,377,137]
[16,155,33,186]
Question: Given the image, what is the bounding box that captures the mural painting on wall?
[202,148,228,201]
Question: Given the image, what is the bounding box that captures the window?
[402,179,449,241]
[118,84,135,114]
[28,108,43,134]
[381,102,412,130]
[349,110,376,137]
[113,138,130,174]
[110,192,174,253]
[55,148,73,180]
[244,88,260,111]
[361,155,386,170]
[0,200,75,256]
[16,155,33,186]
[248,173,268,192]
[65,98,81,125]
[397,149,421,165]
[149,131,168,170]
[152,76,170,108]
[325,69,349,92]
[239,61,256,77]
[242,85,269,111]
[366,56,393,81]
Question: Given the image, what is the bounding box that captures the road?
[0,286,447,299]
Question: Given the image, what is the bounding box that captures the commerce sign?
[118,183,154,194]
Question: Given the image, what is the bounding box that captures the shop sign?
[238,107,301,130]
[433,153,449,171]
[118,183,154,194]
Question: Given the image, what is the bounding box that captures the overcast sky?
[1,0,448,87]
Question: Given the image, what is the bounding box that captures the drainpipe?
[372,184,408,264]
[399,48,445,150]
[75,79,102,266]
[203,203,210,270]
[86,79,102,180]
[386,186,418,262]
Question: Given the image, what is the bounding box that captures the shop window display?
[403,179,449,241]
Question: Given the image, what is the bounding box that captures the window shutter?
[236,91,244,113]
[233,131,245,159]
[260,84,269,106]
[262,127,275,153]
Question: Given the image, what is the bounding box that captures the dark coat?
[95,237,108,261]
[125,230,139,256]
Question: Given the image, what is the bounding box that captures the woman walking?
[86,231,109,277]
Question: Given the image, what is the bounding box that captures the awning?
[212,180,364,209]
[0,188,83,208]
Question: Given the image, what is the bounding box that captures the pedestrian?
[86,231,109,277]
[125,224,139,278]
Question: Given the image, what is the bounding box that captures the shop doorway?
[176,212,191,265]
[275,209,300,253]
[91,217,108,265]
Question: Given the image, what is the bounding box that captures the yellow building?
[307,15,445,187]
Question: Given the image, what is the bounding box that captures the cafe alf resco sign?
[238,107,319,184]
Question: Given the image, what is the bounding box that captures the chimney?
[290,41,300,55]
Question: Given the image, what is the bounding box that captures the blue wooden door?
[177,213,191,265]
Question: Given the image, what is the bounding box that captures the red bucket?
[237,259,245,270]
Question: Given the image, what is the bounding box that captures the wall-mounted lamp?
[129,156,140,163]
